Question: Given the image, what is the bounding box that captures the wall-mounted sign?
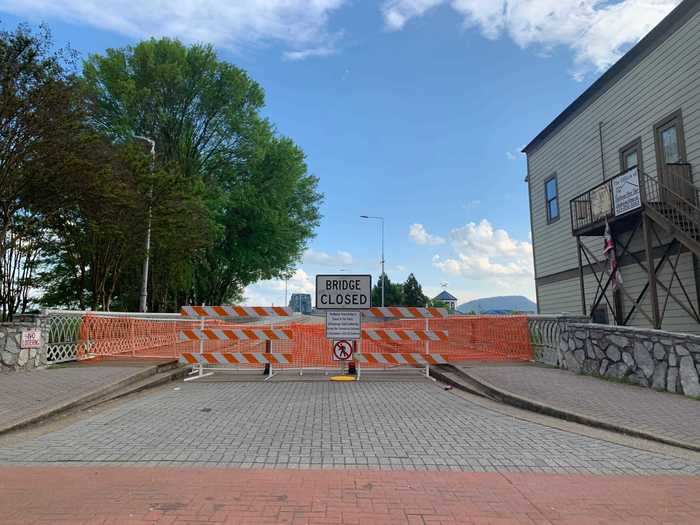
[21,329,41,349]
[590,184,612,222]
[613,167,642,216]
[315,274,371,310]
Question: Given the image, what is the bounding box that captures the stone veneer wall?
[0,314,50,373]
[528,315,590,366]
[560,323,700,398]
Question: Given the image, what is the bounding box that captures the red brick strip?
[1,466,698,524]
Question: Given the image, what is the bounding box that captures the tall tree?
[0,24,82,319]
[402,273,428,307]
[371,273,404,307]
[82,38,321,308]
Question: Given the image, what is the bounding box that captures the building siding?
[537,251,700,334]
[528,9,700,280]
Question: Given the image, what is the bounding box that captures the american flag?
[603,219,622,290]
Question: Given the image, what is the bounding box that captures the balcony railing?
[570,163,693,235]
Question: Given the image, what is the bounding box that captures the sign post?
[316,275,371,378]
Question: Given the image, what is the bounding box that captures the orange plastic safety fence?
[76,314,532,368]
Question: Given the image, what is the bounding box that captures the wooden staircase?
[641,164,700,256]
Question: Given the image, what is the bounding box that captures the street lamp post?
[134,135,155,313]
[360,215,385,307]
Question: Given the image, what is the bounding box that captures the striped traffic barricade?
[353,351,450,380]
[363,307,448,319]
[361,328,448,342]
[359,328,448,380]
[180,305,293,318]
[362,308,449,374]
[180,328,293,343]
[179,326,294,381]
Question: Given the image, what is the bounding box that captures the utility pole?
[134,135,155,313]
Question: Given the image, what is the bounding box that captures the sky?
[0,0,682,307]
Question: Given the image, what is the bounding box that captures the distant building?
[433,291,458,311]
[289,293,312,314]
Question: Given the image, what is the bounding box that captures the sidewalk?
[451,363,700,450]
[2,466,699,524]
[0,360,181,434]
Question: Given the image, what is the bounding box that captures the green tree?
[371,273,404,307]
[82,37,321,309]
[0,24,82,319]
[402,273,428,307]
[34,137,210,311]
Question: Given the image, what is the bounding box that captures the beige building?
[524,0,700,333]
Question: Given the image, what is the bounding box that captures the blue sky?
[0,0,681,306]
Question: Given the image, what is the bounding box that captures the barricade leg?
[184,318,213,381]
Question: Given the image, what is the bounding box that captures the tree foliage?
[371,273,432,307]
[0,24,82,319]
[82,38,322,309]
[402,273,428,307]
[0,27,322,317]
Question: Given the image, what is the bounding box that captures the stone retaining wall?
[560,323,700,398]
[0,315,50,373]
[528,315,590,366]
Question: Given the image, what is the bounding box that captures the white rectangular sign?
[21,329,41,349]
[316,274,371,310]
[326,311,361,340]
[613,167,642,216]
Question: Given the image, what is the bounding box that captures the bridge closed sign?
[316,274,371,310]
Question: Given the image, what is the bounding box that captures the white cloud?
[244,269,315,306]
[409,223,446,246]
[382,0,681,77]
[0,0,346,59]
[284,45,337,61]
[382,0,445,30]
[432,219,534,296]
[303,248,353,267]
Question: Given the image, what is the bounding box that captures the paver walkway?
[459,364,700,448]
[0,362,162,433]
[2,381,698,474]
[2,466,700,524]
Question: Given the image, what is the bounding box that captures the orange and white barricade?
[363,307,448,319]
[353,327,449,380]
[358,307,448,380]
[179,305,295,380]
[181,305,292,318]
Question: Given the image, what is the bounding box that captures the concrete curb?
[0,361,186,436]
[431,365,700,453]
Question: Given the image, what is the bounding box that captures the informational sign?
[315,274,371,310]
[20,329,41,349]
[613,167,642,216]
[332,340,354,361]
[326,311,361,340]
[590,184,612,221]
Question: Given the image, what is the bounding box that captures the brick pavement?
[0,364,159,432]
[1,466,699,524]
[1,381,699,474]
[460,364,700,447]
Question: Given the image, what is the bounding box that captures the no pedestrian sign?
[315,274,371,310]
[326,311,361,341]
[332,340,354,361]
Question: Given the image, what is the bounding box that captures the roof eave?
[522,0,700,155]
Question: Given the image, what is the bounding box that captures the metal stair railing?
[641,165,700,241]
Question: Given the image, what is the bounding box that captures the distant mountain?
[457,295,536,314]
